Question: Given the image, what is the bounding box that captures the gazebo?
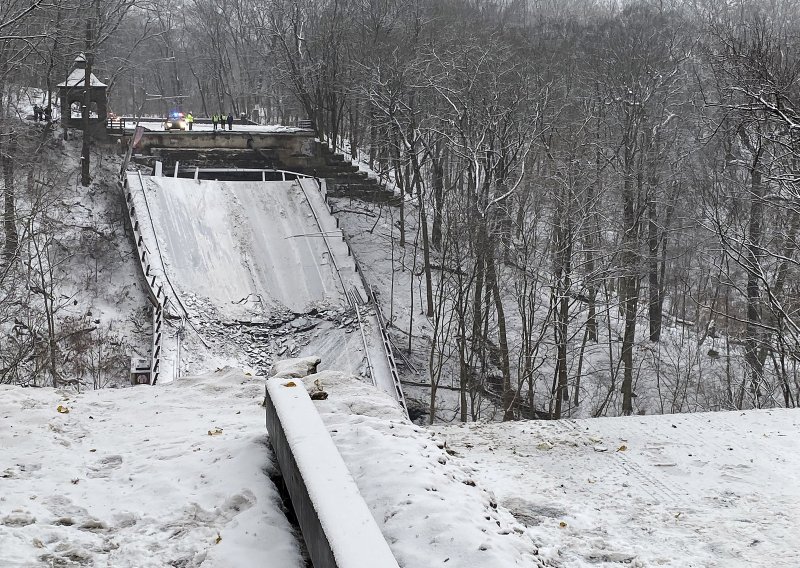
[57,54,107,131]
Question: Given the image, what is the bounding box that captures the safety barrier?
[301,178,408,416]
[119,167,170,385]
[106,118,127,134]
[372,297,407,412]
[265,377,400,568]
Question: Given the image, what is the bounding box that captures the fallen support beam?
[265,377,400,568]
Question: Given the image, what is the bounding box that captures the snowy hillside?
[1,148,798,565]
[0,100,796,568]
[0,370,301,567]
[3,368,798,567]
[5,0,800,564]
[437,409,800,567]
[3,136,796,567]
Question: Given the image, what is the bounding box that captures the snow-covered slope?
[303,370,547,567]
[0,370,302,567]
[7,138,796,568]
[3,363,798,567]
[126,174,384,385]
[436,409,800,567]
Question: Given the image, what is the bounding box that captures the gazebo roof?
[58,68,107,88]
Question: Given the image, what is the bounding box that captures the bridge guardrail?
[265,377,401,568]
[300,178,408,417]
[119,163,170,384]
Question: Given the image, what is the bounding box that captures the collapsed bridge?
[123,170,405,406]
[121,131,407,566]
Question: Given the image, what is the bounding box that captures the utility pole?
[81,3,97,186]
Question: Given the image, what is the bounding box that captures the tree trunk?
[620,149,640,416]
[411,145,434,318]
[1,131,18,263]
[586,85,603,342]
[469,164,486,401]
[646,130,670,342]
[431,147,444,250]
[486,251,514,421]
[585,214,598,343]
[744,164,764,405]
[458,310,469,422]
[81,16,94,187]
[552,189,573,418]
[647,191,662,341]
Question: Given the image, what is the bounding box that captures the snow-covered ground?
[298,370,546,567]
[4,366,797,567]
[0,363,547,568]
[436,409,800,567]
[0,369,302,568]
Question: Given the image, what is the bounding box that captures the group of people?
[32,104,51,122]
[212,112,234,131]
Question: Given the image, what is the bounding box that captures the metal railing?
[299,178,408,417]
[172,166,315,182]
[107,118,126,134]
[119,165,170,385]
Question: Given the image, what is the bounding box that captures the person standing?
[212,113,218,131]
[186,112,194,131]
[33,105,40,121]
[226,112,234,131]
[44,106,52,122]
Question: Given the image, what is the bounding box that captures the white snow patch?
[298,370,547,567]
[435,409,800,567]
[269,356,321,378]
[0,369,303,567]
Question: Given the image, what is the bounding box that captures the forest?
[1,0,799,421]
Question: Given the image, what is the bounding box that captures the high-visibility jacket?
[186,113,194,122]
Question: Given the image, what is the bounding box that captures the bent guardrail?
[297,179,408,416]
[119,165,169,384]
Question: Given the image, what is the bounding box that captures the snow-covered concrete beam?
[265,376,399,568]
[135,131,325,171]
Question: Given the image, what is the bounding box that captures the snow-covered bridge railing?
[155,163,318,183]
[119,170,171,384]
[297,178,408,416]
[296,179,408,417]
[264,377,400,568]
